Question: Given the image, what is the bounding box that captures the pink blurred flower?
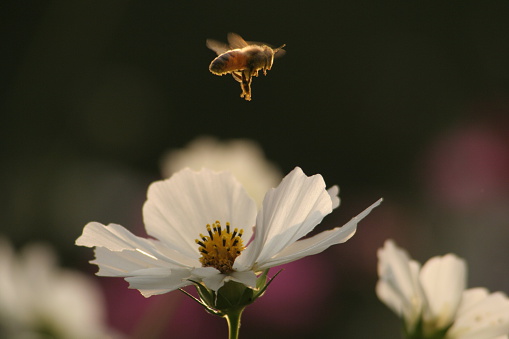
[422,122,509,209]
[245,256,335,333]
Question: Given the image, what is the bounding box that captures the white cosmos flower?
[77,167,382,297]
[0,238,118,339]
[160,137,282,207]
[446,288,509,339]
[377,240,509,339]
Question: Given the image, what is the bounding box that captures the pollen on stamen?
[206,224,214,239]
[195,221,245,274]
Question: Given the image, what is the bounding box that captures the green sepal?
[181,270,284,317]
[256,269,269,290]
[191,280,216,308]
[253,268,282,299]
[404,317,450,339]
[180,280,221,316]
[180,271,284,339]
[214,281,255,311]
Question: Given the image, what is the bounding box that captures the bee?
[206,33,285,101]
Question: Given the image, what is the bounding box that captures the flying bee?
[206,33,285,101]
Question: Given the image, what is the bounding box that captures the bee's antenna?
[274,44,286,52]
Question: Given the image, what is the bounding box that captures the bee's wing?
[241,37,287,59]
[206,39,231,55]
[274,46,286,58]
[227,33,249,49]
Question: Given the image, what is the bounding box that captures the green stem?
[224,307,244,339]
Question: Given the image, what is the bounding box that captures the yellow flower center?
[195,221,245,274]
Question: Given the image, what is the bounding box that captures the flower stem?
[224,307,244,339]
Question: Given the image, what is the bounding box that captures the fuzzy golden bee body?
[207,33,285,101]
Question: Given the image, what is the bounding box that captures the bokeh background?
[2,1,509,338]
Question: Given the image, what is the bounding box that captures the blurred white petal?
[376,239,424,332]
[161,137,282,207]
[420,254,467,332]
[377,240,509,339]
[446,288,509,339]
[0,238,119,339]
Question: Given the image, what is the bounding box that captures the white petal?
[254,198,382,270]
[238,167,333,269]
[77,222,197,269]
[229,270,258,289]
[446,288,509,339]
[191,266,221,278]
[327,185,340,210]
[77,222,152,252]
[125,267,193,297]
[420,254,467,331]
[92,247,156,276]
[190,268,258,291]
[190,267,227,291]
[456,287,490,312]
[77,222,200,297]
[376,239,424,332]
[143,168,257,258]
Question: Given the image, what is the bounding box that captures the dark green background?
[2,1,509,338]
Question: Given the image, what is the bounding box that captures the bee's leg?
[232,72,242,83]
[263,61,272,75]
[240,70,252,101]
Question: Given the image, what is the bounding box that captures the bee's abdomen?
[209,50,247,75]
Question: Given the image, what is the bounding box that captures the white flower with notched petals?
[0,238,119,339]
[77,167,381,297]
[377,240,509,339]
